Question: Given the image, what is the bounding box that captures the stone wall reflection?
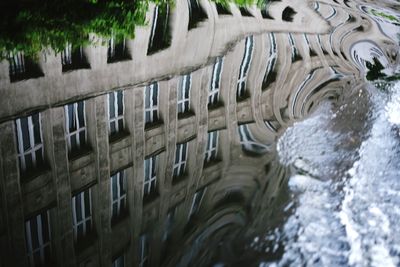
[0,0,399,266]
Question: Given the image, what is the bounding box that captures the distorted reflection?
[0,0,399,266]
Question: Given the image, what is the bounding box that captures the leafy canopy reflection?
[0,0,262,59]
[0,0,153,59]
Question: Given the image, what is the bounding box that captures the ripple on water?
[271,82,400,267]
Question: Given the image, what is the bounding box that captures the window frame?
[209,57,224,105]
[238,124,269,154]
[7,51,43,82]
[147,3,171,55]
[64,101,87,153]
[148,5,160,52]
[204,131,219,163]
[61,43,73,66]
[144,83,159,125]
[237,36,254,97]
[143,156,157,197]
[139,234,149,267]
[188,187,207,219]
[107,36,129,63]
[262,33,278,90]
[187,0,208,30]
[173,143,188,177]
[72,188,92,241]
[267,33,277,71]
[25,210,52,267]
[15,113,44,172]
[177,74,191,114]
[61,43,89,71]
[108,36,118,60]
[108,90,125,135]
[110,170,127,220]
[288,33,301,61]
[8,51,26,76]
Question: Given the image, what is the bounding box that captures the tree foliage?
[0,0,151,59]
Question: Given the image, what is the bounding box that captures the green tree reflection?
[0,0,152,59]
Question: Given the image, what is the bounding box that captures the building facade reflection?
[0,0,399,266]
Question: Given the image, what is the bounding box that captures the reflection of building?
[0,32,283,266]
[0,0,329,121]
[1,0,399,266]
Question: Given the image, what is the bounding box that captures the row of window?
[16,35,272,174]
[145,129,219,196]
[9,33,258,110]
[16,99,221,177]
[13,55,224,172]
[8,0,202,82]
[237,34,286,97]
[7,0,284,85]
[24,167,209,267]
[17,113,220,190]
[24,206,124,267]
[8,37,130,82]
[9,35,254,109]
[17,110,219,190]
[8,2,172,82]
[15,32,281,176]
[144,57,224,126]
[10,36,260,129]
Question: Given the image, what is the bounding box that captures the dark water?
[0,0,399,267]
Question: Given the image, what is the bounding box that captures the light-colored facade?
[0,0,399,266]
[0,0,331,122]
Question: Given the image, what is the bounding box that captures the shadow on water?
[0,0,399,266]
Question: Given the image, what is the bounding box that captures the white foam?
[288,174,325,192]
[340,185,363,266]
[277,102,343,179]
[273,81,400,267]
[385,83,400,126]
[338,81,400,266]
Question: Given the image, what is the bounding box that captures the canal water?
[0,0,399,266]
